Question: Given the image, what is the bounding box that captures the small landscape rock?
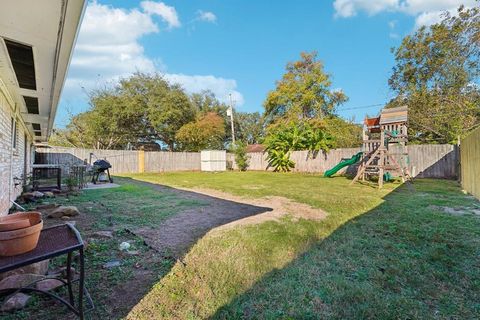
[0,274,45,291]
[32,191,44,198]
[103,260,121,269]
[36,279,64,291]
[92,231,114,239]
[126,250,140,256]
[50,267,76,279]
[0,260,49,280]
[119,242,131,251]
[1,293,31,311]
[51,188,62,194]
[48,206,80,218]
[36,203,60,210]
[22,192,36,203]
[61,216,71,220]
[43,191,55,198]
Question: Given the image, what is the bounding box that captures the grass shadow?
[113,176,273,259]
[210,180,480,319]
[1,176,273,320]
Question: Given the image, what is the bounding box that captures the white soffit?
[0,0,86,142]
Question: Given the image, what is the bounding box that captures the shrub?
[232,142,249,171]
[266,149,295,172]
[64,174,79,192]
[264,121,334,172]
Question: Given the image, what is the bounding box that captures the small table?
[0,224,93,319]
[32,164,62,191]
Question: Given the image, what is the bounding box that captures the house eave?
[0,0,86,144]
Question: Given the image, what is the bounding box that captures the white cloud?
[59,1,243,124]
[333,0,477,27]
[164,74,244,105]
[62,0,157,113]
[140,1,181,28]
[334,0,398,18]
[196,10,217,23]
[413,9,453,28]
[399,0,476,15]
[388,20,399,38]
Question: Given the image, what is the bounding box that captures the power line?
[338,103,385,111]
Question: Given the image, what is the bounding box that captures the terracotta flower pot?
[6,211,41,222]
[0,212,43,256]
[0,219,30,232]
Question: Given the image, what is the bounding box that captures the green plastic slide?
[324,151,363,178]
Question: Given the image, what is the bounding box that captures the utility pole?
[227,93,236,145]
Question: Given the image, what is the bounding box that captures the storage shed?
[201,150,226,172]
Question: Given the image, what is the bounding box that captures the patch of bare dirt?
[130,182,328,258]
[191,188,328,229]
[428,205,480,216]
[30,181,328,319]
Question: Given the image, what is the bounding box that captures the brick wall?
[0,86,32,216]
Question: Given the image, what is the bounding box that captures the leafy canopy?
[388,6,480,143]
[51,81,265,151]
[261,52,359,171]
[50,73,195,150]
[235,112,265,145]
[175,112,226,152]
[264,51,347,122]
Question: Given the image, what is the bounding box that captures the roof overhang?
[0,0,86,144]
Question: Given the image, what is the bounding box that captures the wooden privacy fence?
[229,144,459,179]
[461,127,480,199]
[35,147,201,174]
[36,144,459,179]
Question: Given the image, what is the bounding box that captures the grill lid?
[93,159,111,169]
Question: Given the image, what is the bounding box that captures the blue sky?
[57,0,474,127]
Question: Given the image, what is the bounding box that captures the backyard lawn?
[121,172,480,319]
[4,172,479,319]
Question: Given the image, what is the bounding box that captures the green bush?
[264,121,334,172]
[232,142,249,171]
[266,149,295,172]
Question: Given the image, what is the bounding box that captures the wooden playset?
[350,106,411,188]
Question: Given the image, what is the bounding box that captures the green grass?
[1,182,203,320]
[64,182,206,229]
[121,172,397,214]
[5,172,478,319]
[121,172,480,319]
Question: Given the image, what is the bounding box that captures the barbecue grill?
[91,159,113,184]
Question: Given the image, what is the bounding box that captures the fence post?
[138,150,145,173]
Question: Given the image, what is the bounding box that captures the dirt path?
[129,181,328,258]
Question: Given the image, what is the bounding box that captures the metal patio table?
[0,223,93,319]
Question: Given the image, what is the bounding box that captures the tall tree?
[190,90,228,114]
[388,6,480,143]
[264,51,348,122]
[235,112,264,145]
[188,90,266,147]
[117,73,195,150]
[316,117,362,148]
[49,73,196,150]
[175,112,226,151]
